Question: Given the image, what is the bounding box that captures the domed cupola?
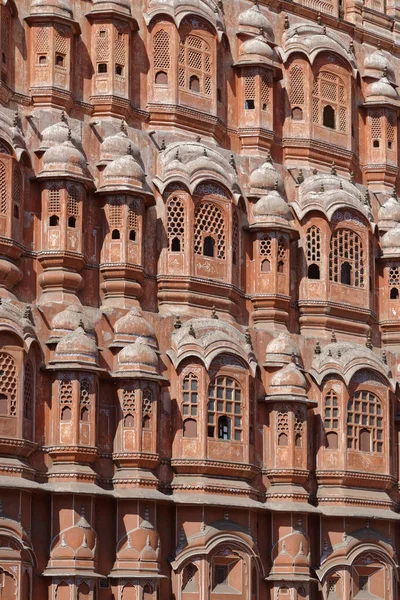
[39,133,88,183]
[378,188,400,232]
[267,358,308,399]
[111,308,157,350]
[115,338,161,380]
[100,149,145,193]
[239,30,277,66]
[98,121,141,166]
[48,306,96,344]
[238,2,274,39]
[249,153,284,195]
[29,0,73,20]
[251,184,292,230]
[381,226,400,257]
[365,72,398,103]
[51,325,99,369]
[364,47,395,84]
[38,112,79,154]
[265,333,302,367]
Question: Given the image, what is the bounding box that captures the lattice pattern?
[324,390,339,430]
[67,186,79,216]
[12,165,22,207]
[179,35,212,97]
[182,373,198,417]
[48,187,61,215]
[313,71,347,131]
[0,353,17,417]
[1,6,10,60]
[277,407,289,433]
[108,199,122,228]
[347,391,383,452]
[55,26,68,55]
[370,112,382,139]
[123,386,136,415]
[167,196,185,251]
[114,31,126,67]
[208,377,242,441]
[329,229,364,287]
[306,226,321,264]
[244,70,257,100]
[260,236,272,257]
[294,407,304,433]
[194,202,225,259]
[0,160,6,214]
[96,28,109,62]
[80,378,91,406]
[143,388,153,415]
[128,201,138,231]
[261,72,271,108]
[183,565,198,590]
[36,27,50,53]
[153,29,171,70]
[387,112,396,143]
[59,378,73,405]
[389,266,400,286]
[278,237,286,262]
[23,360,34,420]
[232,212,239,265]
[289,65,305,105]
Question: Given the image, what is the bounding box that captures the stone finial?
[366,330,373,349]
[245,327,252,345]
[120,119,127,133]
[175,148,180,161]
[291,350,297,364]
[174,315,182,329]
[331,161,337,176]
[382,349,387,364]
[67,126,72,142]
[350,170,355,184]
[328,349,332,357]
[196,136,201,143]
[61,534,67,547]
[349,40,354,54]
[200,521,206,532]
[203,147,208,157]
[79,318,85,331]
[392,186,398,201]
[127,142,133,156]
[320,183,325,193]
[211,305,218,319]
[127,533,132,548]
[323,25,327,34]
[224,509,229,521]
[160,138,166,151]
[274,179,279,191]
[23,304,33,322]
[331,330,336,343]
[312,168,318,175]
[339,180,343,190]
[266,150,273,164]
[60,110,67,123]
[284,15,289,29]
[297,169,304,184]
[13,110,19,128]
[144,504,150,521]
[81,504,86,518]
[364,189,371,207]
[188,324,196,338]
[230,153,236,171]
[82,534,88,548]
[366,519,370,529]
[314,340,321,355]
[317,11,322,25]
[337,349,341,357]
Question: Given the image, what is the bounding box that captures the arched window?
[308,264,320,279]
[329,229,364,287]
[208,377,242,441]
[142,388,153,429]
[68,216,76,228]
[289,65,305,115]
[122,385,136,426]
[179,35,212,97]
[124,414,134,427]
[260,235,272,271]
[277,406,289,445]
[61,406,71,421]
[80,378,91,419]
[112,228,120,239]
[153,29,171,84]
[182,563,199,592]
[389,267,400,299]
[182,372,198,421]
[167,196,185,252]
[183,418,197,438]
[324,389,339,448]
[291,107,303,120]
[347,391,383,452]
[313,71,347,132]
[278,432,288,446]
[49,215,59,226]
[194,202,226,260]
[203,235,215,257]
[77,582,90,600]
[0,352,17,417]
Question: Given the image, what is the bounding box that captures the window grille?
[143,388,153,415]
[153,29,171,70]
[324,390,339,429]
[0,353,17,416]
[48,187,61,215]
[194,202,225,259]
[329,228,364,287]
[347,391,383,452]
[306,226,321,264]
[96,27,109,62]
[179,35,212,97]
[232,211,239,265]
[108,199,122,228]
[289,65,305,105]
[208,377,242,440]
[36,27,50,53]
[123,386,136,415]
[67,186,79,216]
[313,71,347,131]
[23,360,34,420]
[167,196,185,251]
[59,378,73,406]
[182,373,198,417]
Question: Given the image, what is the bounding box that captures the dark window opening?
[124,414,134,427]
[323,105,335,129]
[142,414,151,429]
[80,407,89,422]
[13,205,19,219]
[360,428,371,452]
[359,576,368,591]
[99,30,106,38]
[155,70,168,84]
[278,432,288,446]
[171,237,181,252]
[208,425,214,437]
[2,53,6,65]
[98,63,107,73]
[129,230,136,241]
[203,236,215,257]
[68,216,76,228]
[0,394,7,415]
[55,55,64,67]
[352,124,355,137]
[295,433,302,447]
[261,258,271,273]
[111,229,120,240]
[61,406,71,421]
[217,88,222,102]
[390,287,399,299]
[183,418,197,438]
[115,64,123,76]
[215,566,228,586]
[388,141,393,150]
[278,260,284,273]
[340,261,351,285]
[245,99,255,110]
[262,103,267,111]
[373,139,380,148]
[326,431,338,449]
[189,75,200,93]
[218,415,231,440]
[38,55,47,65]
[233,250,237,265]
[308,263,320,279]
[291,107,303,120]
[49,215,59,226]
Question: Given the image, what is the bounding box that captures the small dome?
[250,156,283,193]
[55,326,99,364]
[117,338,159,375]
[366,76,397,100]
[50,512,96,563]
[238,3,274,41]
[294,542,309,568]
[40,115,77,151]
[381,226,400,255]
[364,48,395,82]
[116,518,160,566]
[103,153,145,188]
[268,360,307,397]
[378,191,400,230]
[100,124,141,163]
[240,36,275,61]
[51,306,95,336]
[265,333,301,365]
[114,308,157,349]
[253,190,292,221]
[30,0,73,18]
[41,139,86,177]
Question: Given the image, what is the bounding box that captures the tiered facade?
[2,0,400,598]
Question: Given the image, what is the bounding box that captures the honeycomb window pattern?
[12,165,22,210]
[0,352,17,416]
[35,26,50,54]
[122,386,136,415]
[260,236,272,257]
[80,378,91,407]
[59,378,73,406]
[182,373,198,417]
[108,199,123,229]
[142,388,153,415]
[347,391,383,452]
[194,202,226,259]
[207,377,242,441]
[67,185,79,217]
[306,226,321,265]
[289,65,305,106]
[329,228,364,287]
[167,196,185,251]
[153,29,171,70]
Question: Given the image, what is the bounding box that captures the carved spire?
[314,340,321,355]
[331,161,337,176]
[211,305,218,319]
[160,138,166,151]
[188,324,196,338]
[331,330,337,343]
[284,14,289,29]
[366,329,373,349]
[174,315,182,329]
[297,169,304,184]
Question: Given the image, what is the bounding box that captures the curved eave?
[278,44,357,78]
[153,174,241,203]
[234,56,280,70]
[167,345,258,377]
[144,7,225,41]
[309,362,394,391]
[317,544,398,580]
[363,96,399,109]
[290,201,375,233]
[112,370,168,384]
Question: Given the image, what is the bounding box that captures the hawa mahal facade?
[3,0,400,598]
